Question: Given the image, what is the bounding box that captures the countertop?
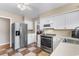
[54,36,79,40]
[41,34,79,41]
[50,42,79,56]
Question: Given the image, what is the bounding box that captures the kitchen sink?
[62,38,79,45]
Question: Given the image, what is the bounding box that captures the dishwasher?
[53,37,61,51]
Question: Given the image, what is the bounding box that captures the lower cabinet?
[53,37,61,50]
[37,35,41,47]
[28,34,36,44]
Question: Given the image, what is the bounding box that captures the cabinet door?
[28,34,35,44]
[37,35,41,47]
[40,17,52,30]
[53,37,61,50]
[66,11,79,29]
[65,13,71,29]
[24,20,33,30]
[53,14,66,29]
[40,18,47,30]
[69,11,79,29]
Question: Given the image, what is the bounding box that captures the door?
[0,18,10,44]
[14,23,20,50]
[20,23,27,48]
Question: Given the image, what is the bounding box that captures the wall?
[0,10,23,46]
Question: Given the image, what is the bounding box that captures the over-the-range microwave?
[43,24,53,28]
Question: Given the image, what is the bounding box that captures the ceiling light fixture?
[17,3,32,11]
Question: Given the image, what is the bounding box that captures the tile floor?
[0,43,49,56]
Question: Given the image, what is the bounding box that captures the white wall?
[0,10,23,46]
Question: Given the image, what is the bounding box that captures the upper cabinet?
[53,14,66,29]
[40,16,53,30]
[66,11,79,29]
[24,20,34,30]
[40,14,66,29]
[40,18,46,30]
[40,11,79,30]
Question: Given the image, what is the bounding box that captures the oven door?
[41,36,53,53]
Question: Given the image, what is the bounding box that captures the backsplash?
[44,29,72,37]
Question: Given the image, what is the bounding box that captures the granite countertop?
[50,42,79,56]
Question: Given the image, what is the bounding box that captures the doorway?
[0,18,10,45]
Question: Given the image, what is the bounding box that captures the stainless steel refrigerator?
[12,23,27,50]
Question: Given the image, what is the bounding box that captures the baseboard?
[0,43,10,50]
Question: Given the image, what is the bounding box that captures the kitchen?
[0,3,79,56]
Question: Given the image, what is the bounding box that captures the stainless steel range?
[41,34,61,54]
[41,34,54,53]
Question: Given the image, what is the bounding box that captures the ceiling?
[0,3,67,17]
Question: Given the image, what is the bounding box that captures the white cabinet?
[37,35,41,47]
[40,16,53,30]
[40,11,79,29]
[28,34,36,44]
[51,11,79,29]
[53,37,61,50]
[66,11,79,29]
[65,13,71,29]
[40,18,46,30]
[24,20,33,30]
[40,15,66,29]
[53,14,66,29]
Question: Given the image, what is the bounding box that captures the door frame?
[0,17,11,47]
